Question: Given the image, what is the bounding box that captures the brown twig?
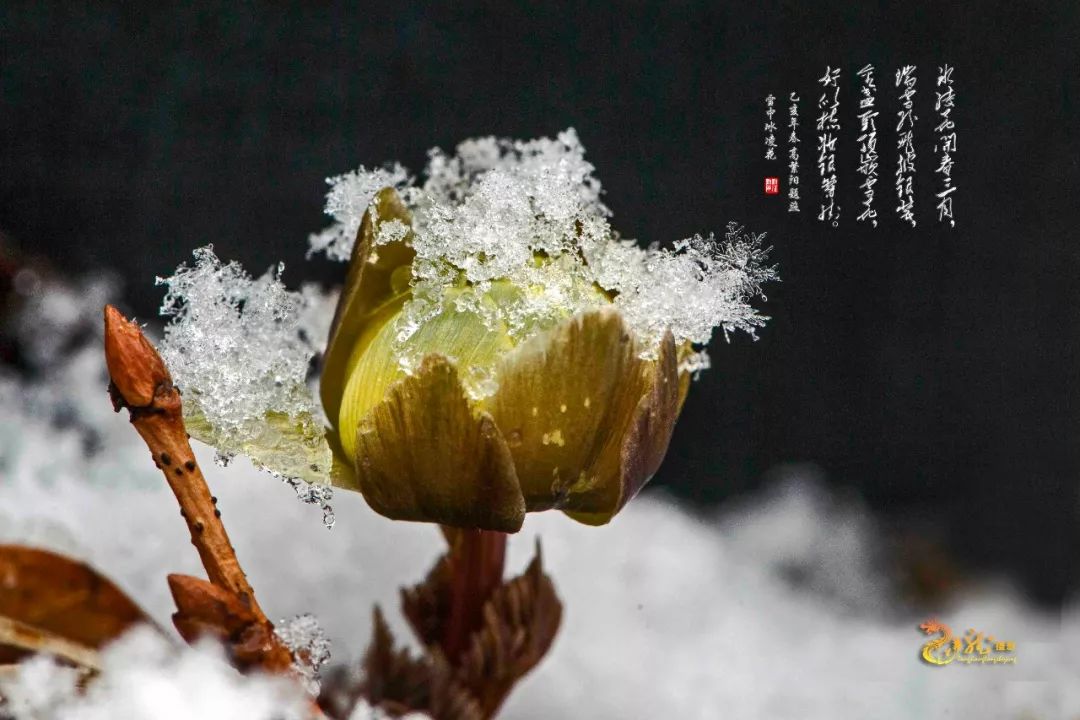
[102,305,291,670]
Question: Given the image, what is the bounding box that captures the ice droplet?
[283,476,336,530]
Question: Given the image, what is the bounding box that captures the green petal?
[353,354,526,532]
[321,188,416,440]
[336,286,515,463]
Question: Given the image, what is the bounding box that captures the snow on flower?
[156,247,319,438]
[146,130,775,511]
[309,129,777,366]
[307,164,411,262]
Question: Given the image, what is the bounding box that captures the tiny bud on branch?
[103,305,171,408]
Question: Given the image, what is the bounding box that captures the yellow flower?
[322,189,691,532]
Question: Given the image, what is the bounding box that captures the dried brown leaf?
[0,616,102,671]
[0,545,155,668]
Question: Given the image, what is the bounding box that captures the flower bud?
[322,189,689,532]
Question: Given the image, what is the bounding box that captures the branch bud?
[103,304,172,407]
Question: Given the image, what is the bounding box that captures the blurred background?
[1,1,1077,607]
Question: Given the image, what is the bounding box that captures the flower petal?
[336,287,515,465]
[563,330,681,525]
[485,308,663,518]
[322,187,415,440]
[675,341,694,412]
[353,354,526,532]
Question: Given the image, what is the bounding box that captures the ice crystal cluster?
[276,613,332,696]
[307,164,411,262]
[156,247,336,522]
[310,128,777,374]
[157,247,316,434]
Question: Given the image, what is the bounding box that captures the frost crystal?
[308,164,410,261]
[421,128,607,214]
[158,246,314,432]
[157,247,333,494]
[285,476,336,529]
[314,128,776,370]
[591,222,778,359]
[276,613,332,696]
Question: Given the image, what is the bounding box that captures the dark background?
[1,2,1077,603]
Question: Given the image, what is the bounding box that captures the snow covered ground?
[0,282,1076,719]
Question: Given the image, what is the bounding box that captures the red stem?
[442,529,506,662]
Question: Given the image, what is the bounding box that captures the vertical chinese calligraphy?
[934,65,957,227]
[787,92,801,213]
[765,93,778,160]
[855,64,879,227]
[895,65,918,227]
[816,66,841,226]
[761,63,955,228]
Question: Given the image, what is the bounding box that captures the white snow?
[155,247,335,506]
[308,164,411,262]
[309,129,776,369]
[0,283,1076,718]
[157,246,320,438]
[0,629,312,720]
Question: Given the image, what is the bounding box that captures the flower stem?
[441,528,507,662]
